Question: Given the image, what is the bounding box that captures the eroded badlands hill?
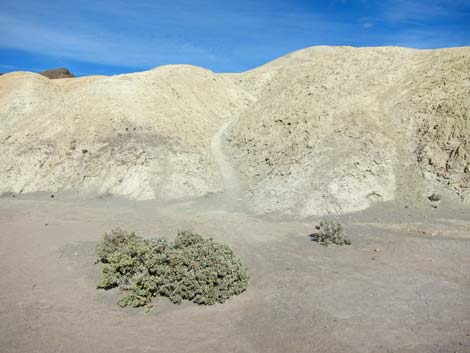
[225,46,470,216]
[0,66,253,200]
[0,46,468,217]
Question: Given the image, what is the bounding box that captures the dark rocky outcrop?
[40,68,75,79]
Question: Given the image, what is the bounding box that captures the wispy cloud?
[381,0,470,22]
[0,0,356,72]
[0,63,15,69]
[0,5,219,70]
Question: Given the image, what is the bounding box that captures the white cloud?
[0,12,219,69]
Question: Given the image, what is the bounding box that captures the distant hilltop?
[0,68,74,78]
[39,68,75,79]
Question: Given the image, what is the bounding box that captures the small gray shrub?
[310,221,351,246]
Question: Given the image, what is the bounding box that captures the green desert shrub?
[309,220,351,246]
[96,228,249,307]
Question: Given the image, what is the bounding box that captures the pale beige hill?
[225,46,470,217]
[0,47,468,217]
[0,66,253,199]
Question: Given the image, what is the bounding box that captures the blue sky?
[0,0,469,76]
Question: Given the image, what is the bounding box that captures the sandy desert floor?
[1,193,469,353]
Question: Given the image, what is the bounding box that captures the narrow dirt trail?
[210,119,242,201]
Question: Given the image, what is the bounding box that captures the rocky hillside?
[225,46,470,216]
[0,66,252,200]
[0,46,468,217]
